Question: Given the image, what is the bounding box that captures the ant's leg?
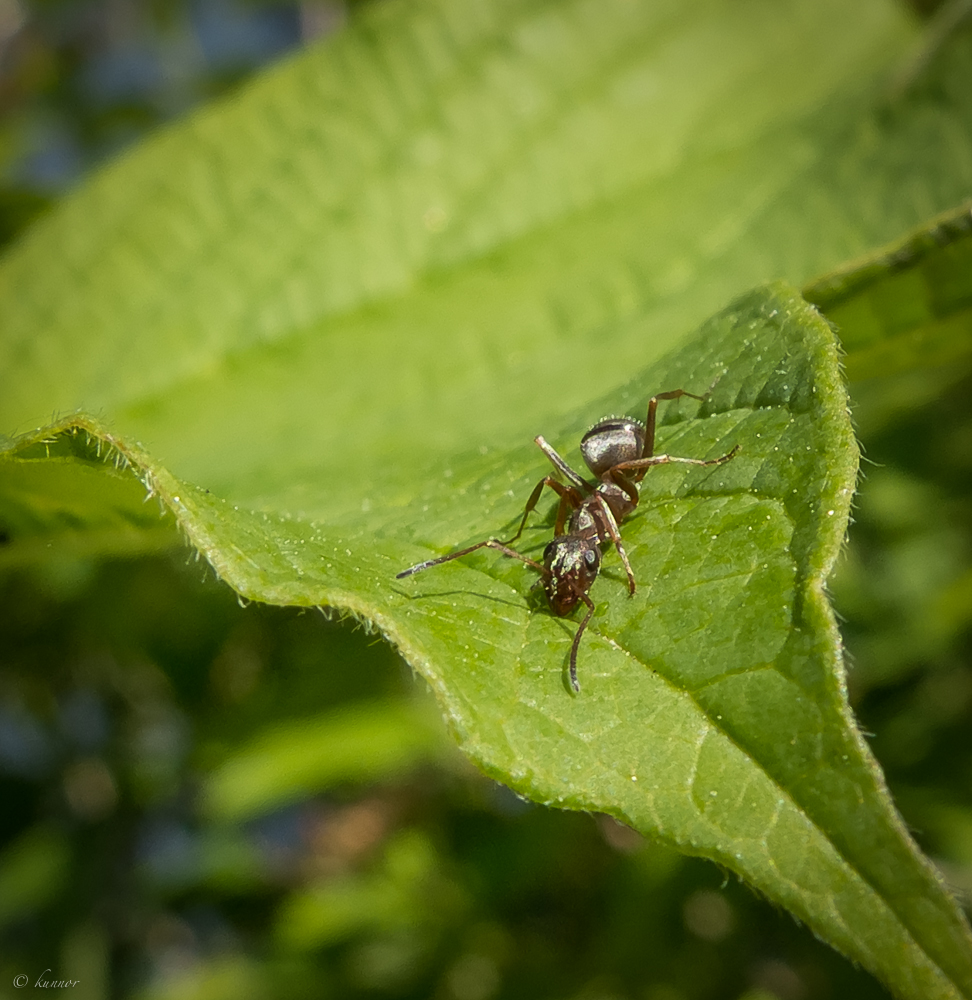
[398,476,581,580]
[501,476,582,546]
[535,436,594,493]
[553,490,571,537]
[482,539,549,573]
[613,443,740,477]
[593,494,637,594]
[608,468,639,506]
[568,593,596,693]
[640,390,707,481]
[397,537,548,579]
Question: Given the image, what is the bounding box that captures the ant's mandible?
[397,390,739,692]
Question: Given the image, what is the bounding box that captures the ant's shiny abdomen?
[580,417,645,478]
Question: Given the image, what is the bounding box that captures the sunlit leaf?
[5,284,972,997]
[4,1,972,996]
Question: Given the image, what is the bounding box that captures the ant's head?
[542,535,601,615]
[580,417,645,478]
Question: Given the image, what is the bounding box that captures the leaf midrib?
[549,620,951,992]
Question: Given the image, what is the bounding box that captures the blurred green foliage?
[1,0,972,998]
[0,0,347,237]
[831,369,972,897]
[1,556,900,1000]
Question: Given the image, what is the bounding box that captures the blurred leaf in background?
[0,0,346,240]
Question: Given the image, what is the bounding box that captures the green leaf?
[274,829,452,951]
[4,0,972,995]
[0,437,181,570]
[0,0,934,510]
[5,283,972,997]
[806,201,972,383]
[804,201,972,433]
[202,699,452,823]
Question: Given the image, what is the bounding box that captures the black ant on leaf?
[398,390,739,692]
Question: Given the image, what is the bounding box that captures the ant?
[397,390,739,692]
